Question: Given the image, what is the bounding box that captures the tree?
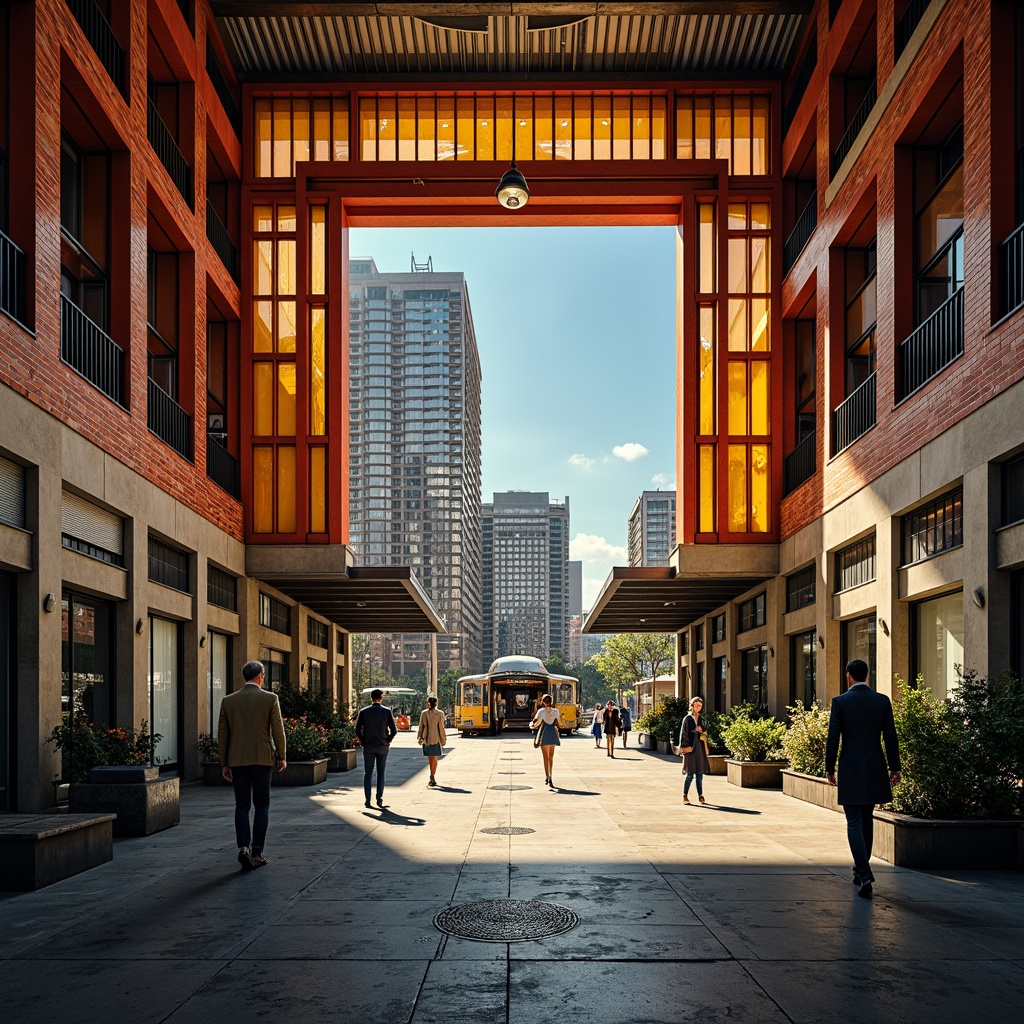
[573,658,616,709]
[435,667,469,715]
[596,633,675,698]
[545,650,569,676]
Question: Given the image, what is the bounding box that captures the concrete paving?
[2,730,1023,1024]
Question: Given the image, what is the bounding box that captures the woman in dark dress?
[679,695,711,804]
[603,701,621,758]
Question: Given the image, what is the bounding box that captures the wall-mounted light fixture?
[768,645,775,657]
[972,587,985,609]
[495,160,530,209]
[879,619,889,636]
[817,635,825,649]
[135,618,145,635]
[43,593,57,613]
[199,634,207,648]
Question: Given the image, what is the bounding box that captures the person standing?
[355,688,398,808]
[417,695,447,787]
[530,694,563,789]
[679,695,710,805]
[217,660,287,870]
[826,659,901,898]
[603,700,621,758]
[495,693,507,734]
[619,704,632,748]
[591,703,603,747]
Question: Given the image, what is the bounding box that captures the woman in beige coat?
[416,696,447,787]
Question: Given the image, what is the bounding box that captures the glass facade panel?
[751,361,769,434]
[310,446,326,533]
[751,444,769,532]
[209,631,229,735]
[914,591,964,700]
[699,305,716,434]
[728,361,747,433]
[698,204,716,293]
[149,615,180,766]
[742,644,768,705]
[842,615,877,690]
[790,631,816,708]
[277,446,296,533]
[253,363,273,435]
[699,445,716,533]
[61,595,113,729]
[253,446,274,533]
[310,308,326,434]
[254,300,272,352]
[728,444,747,532]
[276,363,296,435]
[310,206,326,294]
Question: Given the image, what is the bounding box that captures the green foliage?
[635,695,689,742]
[545,650,569,676]
[891,672,1024,820]
[596,633,674,692]
[436,667,468,715]
[574,659,615,708]
[282,717,330,761]
[276,684,337,727]
[47,717,161,783]
[722,715,787,762]
[703,710,731,755]
[325,723,356,750]
[782,702,830,776]
[728,701,775,722]
[197,732,220,763]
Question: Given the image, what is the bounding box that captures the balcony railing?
[784,432,816,495]
[899,286,964,398]
[782,38,817,136]
[783,188,817,275]
[0,228,27,325]
[205,38,240,131]
[896,0,933,59]
[147,98,193,207]
[207,434,240,498]
[66,0,123,93]
[832,372,876,455]
[999,221,1024,319]
[832,76,877,177]
[148,377,193,461]
[206,200,239,282]
[60,294,124,405]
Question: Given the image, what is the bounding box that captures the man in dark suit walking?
[355,688,397,808]
[825,658,901,898]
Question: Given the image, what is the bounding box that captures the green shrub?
[703,710,731,755]
[282,716,330,761]
[197,732,220,762]
[722,715,786,762]
[636,696,690,742]
[782,702,830,776]
[276,684,337,727]
[47,717,161,783]
[326,723,356,750]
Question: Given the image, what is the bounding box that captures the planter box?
[782,769,841,812]
[272,759,329,787]
[726,759,787,788]
[636,732,656,750]
[203,762,232,786]
[0,813,115,891]
[656,739,672,754]
[706,754,728,776]
[326,749,357,773]
[70,766,179,837]
[873,811,1023,869]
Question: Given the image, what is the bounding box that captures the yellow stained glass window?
[277,301,296,353]
[728,238,747,293]
[733,95,751,176]
[751,361,770,435]
[751,237,769,292]
[254,205,273,232]
[437,96,455,161]
[253,446,273,533]
[254,241,273,295]
[310,206,326,295]
[277,240,296,295]
[310,447,326,534]
[535,96,554,160]
[613,96,631,160]
[555,96,573,160]
[333,105,349,161]
[728,204,747,230]
[677,99,693,161]
[277,446,296,534]
[698,204,716,294]
[699,445,716,533]
[728,298,747,352]
[254,301,273,353]
[310,309,326,435]
[456,97,474,160]
[593,96,611,160]
[714,96,732,165]
[277,363,296,436]
[728,445,748,533]
[751,297,770,352]
[752,98,769,175]
[253,363,273,436]
[313,99,331,161]
[699,306,715,435]
[377,96,397,161]
[255,101,271,178]
[418,96,437,160]
[398,97,416,160]
[277,206,296,232]
[751,444,769,532]
[695,97,712,160]
[293,99,310,167]
[477,96,495,160]
[273,100,291,177]
[728,362,747,434]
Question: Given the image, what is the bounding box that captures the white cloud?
[568,453,597,469]
[651,472,676,488]
[612,442,649,462]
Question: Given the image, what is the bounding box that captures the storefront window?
[208,631,230,735]
[149,616,180,767]
[842,615,876,690]
[742,645,768,705]
[914,591,964,700]
[790,631,816,708]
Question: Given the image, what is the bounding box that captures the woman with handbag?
[603,701,622,758]
[530,694,563,789]
[416,696,447,787]
[679,695,711,804]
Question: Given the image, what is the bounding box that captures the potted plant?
[325,722,357,772]
[780,702,838,810]
[273,716,330,786]
[723,712,787,788]
[702,709,731,775]
[198,732,231,786]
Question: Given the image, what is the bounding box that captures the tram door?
[505,687,535,729]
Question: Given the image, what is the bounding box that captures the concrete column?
[964,463,1002,676]
[120,516,149,728]
[877,515,900,699]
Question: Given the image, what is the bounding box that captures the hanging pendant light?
[495,160,530,209]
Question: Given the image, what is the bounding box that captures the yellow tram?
[455,655,580,737]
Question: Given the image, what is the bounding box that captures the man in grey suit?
[825,658,901,898]
[355,688,397,808]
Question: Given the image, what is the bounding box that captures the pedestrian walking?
[619,704,632,747]
[417,695,447,787]
[603,700,621,758]
[530,694,563,789]
[826,659,902,898]
[495,693,507,734]
[591,703,603,747]
[355,688,398,808]
[217,660,287,870]
[679,695,710,805]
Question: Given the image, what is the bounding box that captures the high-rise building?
[348,258,483,679]
[482,493,570,664]
[568,560,583,617]
[627,492,677,567]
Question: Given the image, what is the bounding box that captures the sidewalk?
[2,731,1023,1024]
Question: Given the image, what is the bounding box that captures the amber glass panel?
[254,241,273,296]
[751,202,770,230]
[456,97,474,160]
[254,205,273,232]
[714,95,732,165]
[277,240,296,295]
[728,445,748,533]
[277,363,296,436]
[677,97,693,160]
[728,204,747,230]
[253,363,274,436]
[360,99,377,160]
[397,97,416,161]
[309,447,326,534]
[751,297,770,351]
[255,100,271,177]
[695,97,712,160]
[698,204,716,294]
[277,446,296,534]
[733,96,751,176]
[496,97,513,161]
[728,238,747,293]
[632,94,650,160]
[752,97,769,174]
[728,299,747,352]
[477,96,495,160]
[593,96,611,160]
[751,237,769,292]
[535,96,554,160]
[554,96,573,160]
[699,306,716,435]
[333,104,349,160]
[728,362,748,434]
[310,206,326,295]
[273,100,291,177]
[293,99,310,170]
[310,308,326,435]
[699,445,716,533]
[612,96,631,159]
[437,97,455,161]
[254,301,273,352]
[313,99,331,161]
[751,361,770,435]
[253,446,274,533]
[277,206,296,232]
[651,96,666,159]
[574,96,592,159]
[751,444,769,532]
[277,301,296,354]
[377,97,396,161]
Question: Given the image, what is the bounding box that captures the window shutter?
[61,491,123,556]
[0,457,26,529]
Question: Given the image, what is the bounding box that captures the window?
[259,592,291,634]
[913,591,964,700]
[308,658,327,693]
[61,491,124,567]
[208,631,230,735]
[786,566,816,612]
[712,614,726,643]
[790,631,816,708]
[259,645,289,689]
[902,488,963,565]
[794,318,815,444]
[1014,570,1024,680]
[842,615,876,690]
[679,631,689,656]
[738,592,766,632]
[147,247,179,399]
[0,456,25,529]
[742,645,768,706]
[149,616,181,767]
[844,239,877,396]
[695,659,705,698]
[835,535,876,593]
[207,565,237,612]
[695,624,705,651]
[713,656,727,713]
[1002,455,1024,527]
[307,616,328,648]
[148,537,189,593]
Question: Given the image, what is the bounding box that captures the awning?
[245,545,446,634]
[584,544,778,634]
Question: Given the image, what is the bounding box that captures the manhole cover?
[480,826,536,836]
[434,899,578,942]
[488,784,532,791]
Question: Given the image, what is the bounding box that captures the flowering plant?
[282,716,330,761]
[325,723,356,750]
[47,716,161,783]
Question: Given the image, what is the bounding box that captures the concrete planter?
[69,766,180,836]
[872,811,1024,869]
[706,754,728,776]
[636,732,656,750]
[782,769,841,812]
[656,739,672,754]
[326,749,357,773]
[272,759,329,787]
[726,759,787,788]
[202,762,232,786]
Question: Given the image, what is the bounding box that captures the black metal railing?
[205,38,240,132]
[832,76,877,177]
[66,0,124,93]
[207,434,240,498]
[899,286,964,398]
[148,376,193,460]
[896,0,933,59]
[832,372,876,455]
[782,37,817,136]
[60,294,125,405]
[148,537,189,592]
[784,432,816,495]
[999,221,1024,319]
[206,200,239,282]
[783,188,817,275]
[0,228,27,324]
[147,97,193,206]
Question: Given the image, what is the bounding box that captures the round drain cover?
[434,899,578,942]
[488,784,531,791]
[480,826,535,835]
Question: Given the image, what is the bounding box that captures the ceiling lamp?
[495,160,530,209]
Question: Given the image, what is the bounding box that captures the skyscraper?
[482,493,570,665]
[627,491,677,567]
[348,257,483,678]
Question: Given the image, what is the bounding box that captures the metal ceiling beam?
[212,4,813,15]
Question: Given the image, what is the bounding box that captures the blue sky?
[350,226,678,611]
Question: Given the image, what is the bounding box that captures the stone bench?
[0,812,115,891]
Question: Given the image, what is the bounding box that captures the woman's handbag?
[533,725,543,748]
[678,716,693,755]
[678,743,693,755]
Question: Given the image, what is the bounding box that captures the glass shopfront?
[742,644,768,706]
[913,591,964,700]
[208,630,230,736]
[149,616,181,768]
[790,631,816,708]
[842,614,876,690]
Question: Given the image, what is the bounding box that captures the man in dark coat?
[355,688,398,809]
[825,659,902,898]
